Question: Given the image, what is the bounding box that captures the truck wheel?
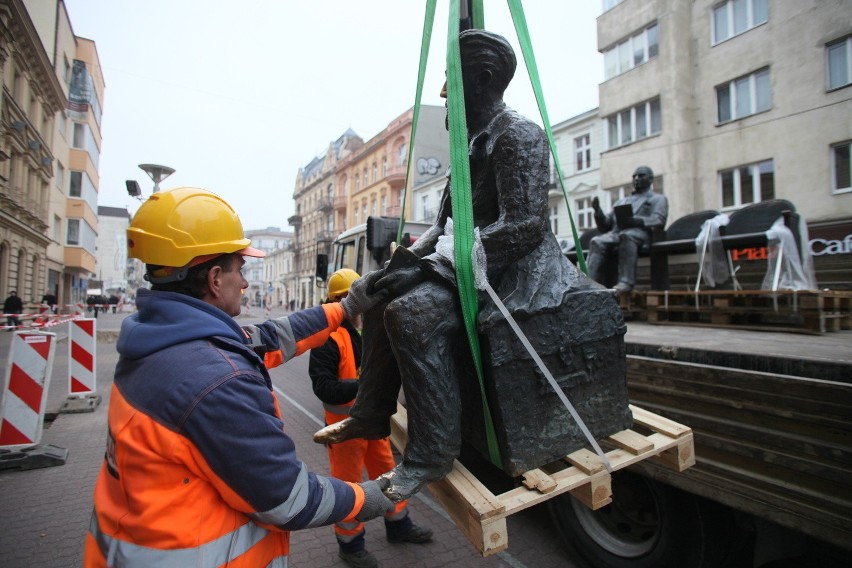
[548,470,736,568]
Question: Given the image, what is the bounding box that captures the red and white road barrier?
[0,331,57,448]
[69,318,97,395]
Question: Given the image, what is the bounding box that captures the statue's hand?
[592,196,601,211]
[373,265,424,297]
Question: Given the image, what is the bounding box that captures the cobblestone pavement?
[0,308,578,568]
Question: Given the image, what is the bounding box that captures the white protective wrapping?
[761,216,817,291]
[694,213,731,289]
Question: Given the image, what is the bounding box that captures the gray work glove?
[340,270,388,320]
[355,478,395,522]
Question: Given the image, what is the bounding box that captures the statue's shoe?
[378,462,453,503]
[313,417,390,444]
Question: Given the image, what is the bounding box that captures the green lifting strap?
[446,0,502,467]
[396,0,437,244]
[506,0,587,274]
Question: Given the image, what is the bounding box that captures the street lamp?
[138,163,175,194]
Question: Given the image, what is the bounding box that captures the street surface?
[0,308,578,567]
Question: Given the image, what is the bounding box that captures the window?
[716,68,771,123]
[53,215,61,241]
[362,169,368,187]
[827,37,851,91]
[719,159,774,209]
[606,98,661,149]
[67,218,80,245]
[604,23,659,79]
[550,206,559,235]
[54,162,64,189]
[381,195,387,215]
[71,122,100,168]
[831,141,851,194]
[397,143,407,165]
[372,163,378,183]
[712,0,768,45]
[370,198,377,216]
[382,156,388,177]
[575,197,595,230]
[574,134,591,172]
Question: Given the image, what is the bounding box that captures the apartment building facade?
[287,105,448,309]
[243,226,293,308]
[597,0,851,285]
[94,206,129,294]
[0,0,103,311]
[289,129,363,309]
[550,108,604,252]
[0,0,65,306]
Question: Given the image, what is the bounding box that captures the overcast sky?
[64,1,603,231]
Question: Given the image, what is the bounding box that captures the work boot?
[313,417,389,444]
[338,548,379,568]
[385,516,433,544]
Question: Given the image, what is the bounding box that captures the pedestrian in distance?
[84,187,394,568]
[310,268,433,568]
[40,290,58,314]
[3,290,23,330]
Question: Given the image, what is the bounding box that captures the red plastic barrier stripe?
[8,364,43,412]
[0,421,29,445]
[71,340,94,372]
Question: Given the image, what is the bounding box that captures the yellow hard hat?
[327,269,360,301]
[127,187,265,267]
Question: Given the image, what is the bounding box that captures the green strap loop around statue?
[506,0,587,274]
[397,0,437,244]
[446,0,502,468]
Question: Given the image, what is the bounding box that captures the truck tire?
[547,470,740,568]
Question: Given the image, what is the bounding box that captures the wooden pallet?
[389,403,694,556]
[644,289,852,334]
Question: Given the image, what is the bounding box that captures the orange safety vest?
[322,327,358,425]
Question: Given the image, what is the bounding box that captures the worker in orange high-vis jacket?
[310,269,433,568]
[84,187,394,568]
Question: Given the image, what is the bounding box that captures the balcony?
[288,214,302,227]
[316,231,335,244]
[317,199,333,213]
[333,195,348,210]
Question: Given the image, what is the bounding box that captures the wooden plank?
[630,404,692,438]
[521,469,557,493]
[565,448,605,475]
[427,465,508,556]
[569,473,612,510]
[607,429,655,455]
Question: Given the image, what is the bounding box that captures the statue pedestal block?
[462,288,633,477]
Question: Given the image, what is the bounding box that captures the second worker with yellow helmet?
[309,268,433,568]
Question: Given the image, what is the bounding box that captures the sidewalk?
[0,309,567,567]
